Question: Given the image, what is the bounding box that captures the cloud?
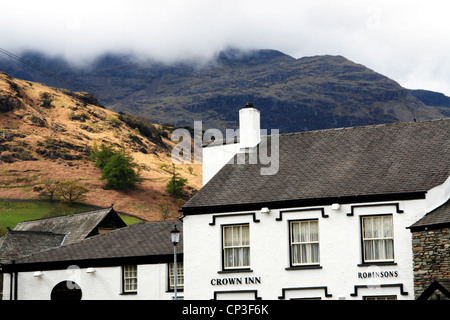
[1,0,450,95]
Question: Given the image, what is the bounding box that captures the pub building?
[181,104,450,300]
[1,105,448,300]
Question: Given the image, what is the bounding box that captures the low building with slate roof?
[181,104,450,300]
[0,231,66,264]
[0,206,126,264]
[12,205,127,244]
[408,199,450,299]
[1,220,183,300]
[0,205,127,299]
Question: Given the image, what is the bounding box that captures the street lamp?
[170,225,180,300]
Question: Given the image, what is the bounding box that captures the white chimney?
[239,102,261,149]
[202,103,261,186]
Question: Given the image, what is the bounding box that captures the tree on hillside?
[165,164,188,199]
[42,179,60,201]
[90,143,117,169]
[101,153,140,190]
[57,180,89,206]
[90,143,140,191]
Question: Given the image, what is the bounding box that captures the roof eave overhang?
[181,191,427,216]
[1,252,183,273]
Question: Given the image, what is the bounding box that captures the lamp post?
[170,225,180,300]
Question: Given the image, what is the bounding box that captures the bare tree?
[42,179,60,201]
[57,180,89,206]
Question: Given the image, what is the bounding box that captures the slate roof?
[13,206,126,244]
[2,221,182,271]
[0,231,65,264]
[409,199,450,231]
[183,119,450,214]
[418,279,450,300]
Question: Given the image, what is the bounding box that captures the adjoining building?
[181,104,450,300]
[408,198,450,300]
[0,205,127,299]
[1,220,183,300]
[1,205,127,259]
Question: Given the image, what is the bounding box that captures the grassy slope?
[0,71,202,222]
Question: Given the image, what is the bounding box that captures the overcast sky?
[1,0,450,96]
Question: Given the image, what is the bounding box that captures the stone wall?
[412,228,450,299]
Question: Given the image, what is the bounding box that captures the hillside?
[0,71,201,221]
[408,89,450,117]
[1,49,449,133]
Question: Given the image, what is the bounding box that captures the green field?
[0,201,142,233]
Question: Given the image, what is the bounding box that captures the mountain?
[408,89,450,117]
[1,49,448,133]
[0,71,201,220]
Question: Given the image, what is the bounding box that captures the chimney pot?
[239,103,260,149]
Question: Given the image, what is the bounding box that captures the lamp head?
[171,225,180,245]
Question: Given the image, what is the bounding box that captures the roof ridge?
[8,230,66,236]
[16,206,112,225]
[71,206,112,216]
[278,118,450,137]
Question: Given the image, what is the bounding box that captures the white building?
[1,221,183,300]
[181,105,450,300]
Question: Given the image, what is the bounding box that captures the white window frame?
[290,219,320,266]
[222,224,250,270]
[361,215,394,263]
[123,265,137,293]
[364,295,397,300]
[169,262,184,291]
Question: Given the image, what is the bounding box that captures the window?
[223,224,250,270]
[364,295,397,300]
[169,262,184,291]
[290,220,320,266]
[123,265,137,293]
[361,215,394,263]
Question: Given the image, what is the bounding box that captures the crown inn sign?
[210,271,398,286]
[211,276,262,286]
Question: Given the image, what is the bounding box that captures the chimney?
[239,102,261,149]
[202,102,261,186]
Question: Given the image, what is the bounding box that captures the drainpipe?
[7,260,18,300]
[9,260,15,300]
[13,261,17,300]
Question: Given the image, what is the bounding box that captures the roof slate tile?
[183,119,450,212]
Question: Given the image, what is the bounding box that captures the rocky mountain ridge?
[1,49,449,133]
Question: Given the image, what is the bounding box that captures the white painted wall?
[425,175,450,212]
[183,190,448,300]
[202,142,241,186]
[3,263,177,300]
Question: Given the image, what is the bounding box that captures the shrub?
[101,153,140,190]
[91,144,140,190]
[90,144,117,169]
[165,164,188,199]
